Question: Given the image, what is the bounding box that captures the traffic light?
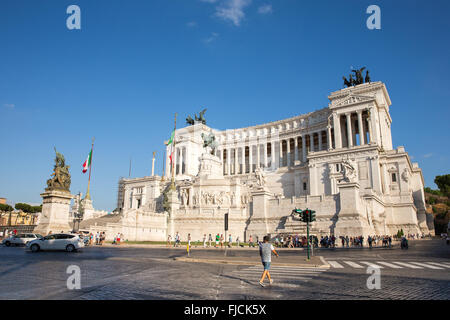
[310,210,316,222]
[302,209,310,223]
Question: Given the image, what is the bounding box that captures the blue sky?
[1,0,449,211]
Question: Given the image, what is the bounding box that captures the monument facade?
[85,81,434,241]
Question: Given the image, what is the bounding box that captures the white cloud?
[203,32,219,43]
[423,153,433,158]
[257,4,272,14]
[3,103,15,109]
[186,21,197,27]
[215,0,252,26]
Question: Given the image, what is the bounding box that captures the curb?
[173,257,330,269]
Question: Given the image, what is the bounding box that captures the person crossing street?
[258,235,279,287]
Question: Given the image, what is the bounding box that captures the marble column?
[242,146,246,174]
[327,126,332,150]
[333,113,342,149]
[318,132,323,151]
[357,110,365,145]
[294,137,299,162]
[234,148,238,175]
[302,136,306,162]
[279,140,283,167]
[227,148,231,175]
[181,147,185,174]
[286,138,291,166]
[367,112,373,144]
[249,145,253,173]
[263,143,268,168]
[271,141,275,170]
[346,113,353,147]
[256,144,261,169]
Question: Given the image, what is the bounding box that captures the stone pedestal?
[245,187,271,240]
[198,153,223,180]
[334,182,370,237]
[34,190,73,235]
[166,188,180,237]
[81,198,94,220]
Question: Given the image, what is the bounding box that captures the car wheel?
[30,244,40,252]
[5,241,11,247]
[66,244,75,252]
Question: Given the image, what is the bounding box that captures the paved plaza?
[0,239,448,300]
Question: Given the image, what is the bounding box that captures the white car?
[27,233,84,252]
[2,233,43,246]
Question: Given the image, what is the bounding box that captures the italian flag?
[82,150,92,173]
[168,130,175,165]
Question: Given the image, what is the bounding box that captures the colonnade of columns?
[167,146,187,176]
[220,129,330,176]
[332,109,373,149]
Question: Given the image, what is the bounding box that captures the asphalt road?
[0,239,448,300]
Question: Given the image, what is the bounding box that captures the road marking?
[235,272,313,280]
[409,262,444,270]
[327,261,344,268]
[343,261,364,268]
[426,262,450,268]
[360,261,384,269]
[392,261,423,269]
[375,261,403,269]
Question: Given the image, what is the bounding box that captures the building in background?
[84,82,434,241]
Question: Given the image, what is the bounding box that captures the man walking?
[208,234,212,247]
[258,236,279,287]
[228,234,232,248]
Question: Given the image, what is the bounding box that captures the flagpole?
[171,113,177,190]
[85,137,95,200]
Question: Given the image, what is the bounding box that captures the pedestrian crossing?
[325,259,450,270]
[229,265,327,285]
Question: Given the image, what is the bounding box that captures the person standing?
[215,233,219,248]
[208,234,212,247]
[236,236,240,248]
[219,234,224,248]
[203,234,207,248]
[174,232,179,247]
[258,235,279,287]
[187,233,191,250]
[228,234,232,248]
[249,235,254,247]
[167,234,172,247]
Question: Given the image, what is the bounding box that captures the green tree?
[15,203,33,213]
[0,203,14,212]
[434,174,450,196]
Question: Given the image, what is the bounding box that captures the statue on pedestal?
[46,148,71,192]
[201,132,218,155]
[340,159,357,182]
[186,108,207,125]
[254,167,267,187]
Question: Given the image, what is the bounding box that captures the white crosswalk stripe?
[325,260,450,270]
[392,261,423,269]
[343,261,364,268]
[375,261,403,269]
[409,262,444,270]
[360,261,384,269]
[327,261,344,268]
[229,265,326,284]
[426,262,450,268]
